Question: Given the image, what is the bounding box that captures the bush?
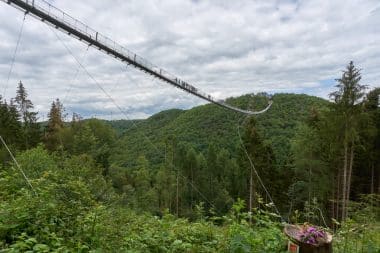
[1,146,377,252]
[333,195,380,253]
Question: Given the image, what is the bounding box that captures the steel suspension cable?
[0,136,37,195]
[3,13,26,96]
[62,44,90,106]
[237,116,285,223]
[51,28,217,209]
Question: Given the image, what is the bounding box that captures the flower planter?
[284,224,333,253]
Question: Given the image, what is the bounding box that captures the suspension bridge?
[0,0,291,226]
[2,0,272,115]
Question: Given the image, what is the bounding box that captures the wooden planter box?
[284,224,333,253]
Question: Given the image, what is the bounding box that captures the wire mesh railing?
[4,0,272,115]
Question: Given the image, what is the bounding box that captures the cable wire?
[50,27,220,209]
[3,13,26,96]
[62,45,90,106]
[179,174,216,210]
[237,116,285,222]
[50,28,159,152]
[0,135,37,195]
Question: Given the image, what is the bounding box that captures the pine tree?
[329,61,367,220]
[45,98,65,151]
[240,117,278,217]
[14,81,40,148]
[0,96,22,162]
[185,147,198,210]
[362,88,380,195]
[206,144,217,202]
[133,155,157,212]
[290,116,331,219]
[155,165,176,213]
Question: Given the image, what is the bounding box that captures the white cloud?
[0,0,379,119]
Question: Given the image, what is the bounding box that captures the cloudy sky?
[0,0,379,120]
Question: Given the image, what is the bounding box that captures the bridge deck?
[2,0,271,115]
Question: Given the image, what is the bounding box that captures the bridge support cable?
[0,136,37,195]
[237,116,285,223]
[1,0,272,115]
[49,26,160,153]
[2,12,26,96]
[51,25,217,210]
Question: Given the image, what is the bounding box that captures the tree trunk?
[336,166,341,222]
[345,142,355,219]
[176,171,179,217]
[308,166,312,223]
[342,139,348,221]
[190,164,194,211]
[331,185,335,230]
[370,163,374,195]
[249,166,253,224]
[378,167,380,194]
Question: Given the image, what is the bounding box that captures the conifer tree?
[14,81,40,148]
[155,165,176,213]
[290,116,330,216]
[0,96,22,162]
[45,98,65,151]
[362,88,380,195]
[240,117,278,216]
[133,155,157,212]
[206,144,217,201]
[329,61,367,220]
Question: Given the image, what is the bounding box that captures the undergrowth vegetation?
[0,147,288,252]
[0,147,379,252]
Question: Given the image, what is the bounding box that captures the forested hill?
[1,69,379,252]
[109,93,329,168]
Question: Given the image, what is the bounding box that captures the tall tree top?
[14,81,35,123]
[330,61,367,108]
[47,98,65,132]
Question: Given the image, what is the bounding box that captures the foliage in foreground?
[0,147,287,252]
[333,194,380,253]
[1,147,379,252]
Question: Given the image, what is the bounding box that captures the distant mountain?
[103,119,143,135]
[109,93,329,168]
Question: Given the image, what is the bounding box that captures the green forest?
[0,62,379,252]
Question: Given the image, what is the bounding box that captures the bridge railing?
[16,0,239,108]
[22,0,217,102]
[21,0,219,100]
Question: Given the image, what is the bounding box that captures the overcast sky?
[0,0,379,120]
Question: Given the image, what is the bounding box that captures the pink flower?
[298,225,326,245]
